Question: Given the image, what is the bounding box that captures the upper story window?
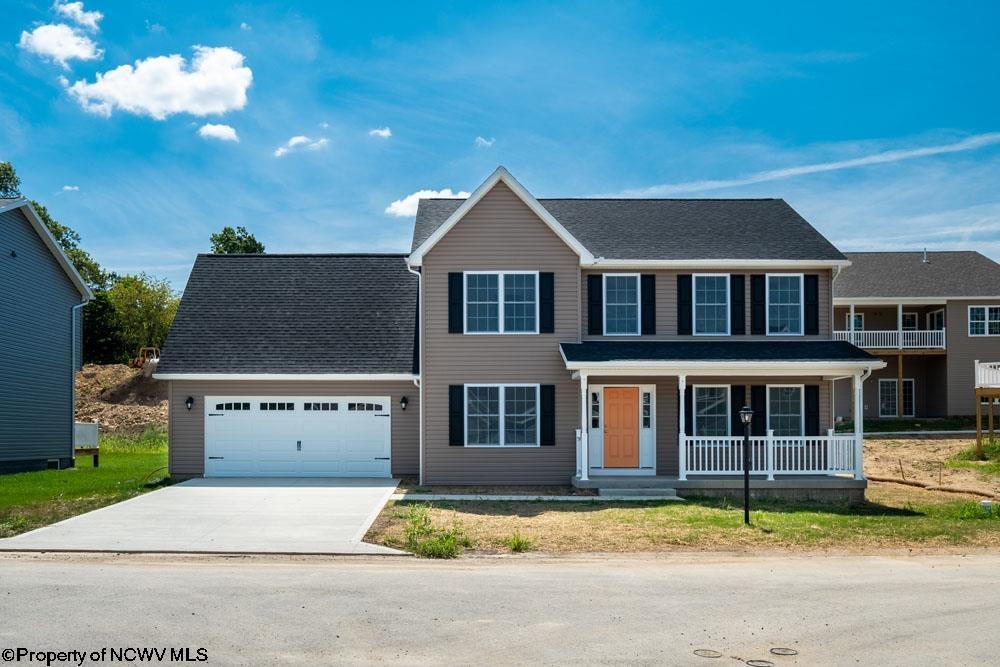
[464,272,538,334]
[693,274,729,335]
[928,309,945,331]
[902,312,918,331]
[604,274,640,336]
[766,274,803,335]
[846,313,865,330]
[969,306,1000,336]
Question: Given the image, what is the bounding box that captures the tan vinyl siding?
[946,300,1000,415]
[421,181,581,484]
[167,379,419,478]
[583,269,832,340]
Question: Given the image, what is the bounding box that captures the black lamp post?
[739,405,754,525]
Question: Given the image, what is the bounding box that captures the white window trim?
[968,305,1000,337]
[845,312,865,330]
[902,312,918,331]
[463,271,540,335]
[878,378,915,418]
[692,273,730,337]
[766,384,805,436]
[765,273,805,337]
[927,308,945,331]
[692,384,731,437]
[463,383,541,448]
[602,273,642,336]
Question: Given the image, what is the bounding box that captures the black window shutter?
[539,272,555,334]
[677,274,692,335]
[683,385,692,436]
[641,274,656,335]
[750,385,766,436]
[449,385,464,446]
[587,274,603,335]
[540,385,556,446]
[750,275,766,335]
[731,385,746,434]
[448,273,463,334]
[804,274,820,335]
[730,275,746,335]
[805,385,820,436]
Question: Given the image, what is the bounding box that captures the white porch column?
[678,374,687,480]
[849,303,856,344]
[853,372,865,480]
[897,303,903,349]
[579,372,589,481]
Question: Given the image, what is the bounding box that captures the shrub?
[504,530,534,553]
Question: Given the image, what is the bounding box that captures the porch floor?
[572,474,866,491]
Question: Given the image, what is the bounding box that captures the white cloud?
[198,123,239,142]
[54,2,103,31]
[621,132,1000,196]
[67,46,253,119]
[319,121,330,129]
[474,136,495,148]
[273,135,328,157]
[145,20,165,34]
[240,22,252,31]
[369,127,392,138]
[385,188,470,217]
[62,184,79,191]
[18,23,102,68]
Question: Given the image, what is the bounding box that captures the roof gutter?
[583,258,852,270]
[152,373,419,381]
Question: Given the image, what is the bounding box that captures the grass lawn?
[0,427,170,538]
[836,416,977,433]
[948,438,1000,478]
[366,482,1000,556]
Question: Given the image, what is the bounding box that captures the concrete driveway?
[0,478,402,555]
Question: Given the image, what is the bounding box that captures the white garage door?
[204,396,391,477]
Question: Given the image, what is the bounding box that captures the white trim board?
[153,373,419,381]
[834,297,1000,305]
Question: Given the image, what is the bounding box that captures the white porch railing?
[681,430,859,479]
[976,360,1000,388]
[834,329,946,349]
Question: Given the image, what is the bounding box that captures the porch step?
[598,487,678,497]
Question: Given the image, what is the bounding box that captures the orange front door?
[603,387,640,468]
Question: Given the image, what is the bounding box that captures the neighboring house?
[156,167,884,499]
[832,251,1000,421]
[1,198,92,473]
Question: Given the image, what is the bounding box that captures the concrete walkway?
[0,478,404,555]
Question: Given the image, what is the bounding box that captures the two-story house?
[156,167,883,500]
[831,251,1000,422]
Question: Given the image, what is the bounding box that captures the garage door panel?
[204,396,391,477]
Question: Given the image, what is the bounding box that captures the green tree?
[82,291,127,364]
[0,161,20,197]
[31,200,113,289]
[106,274,179,354]
[210,225,265,254]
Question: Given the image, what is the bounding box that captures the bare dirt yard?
[865,437,1000,498]
[75,364,167,433]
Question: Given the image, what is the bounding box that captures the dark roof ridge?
[420,196,783,202]
[196,252,408,258]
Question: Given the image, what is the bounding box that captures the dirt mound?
[75,364,168,433]
[865,437,1000,498]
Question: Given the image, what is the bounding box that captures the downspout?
[830,264,842,338]
[71,301,88,464]
[406,262,425,486]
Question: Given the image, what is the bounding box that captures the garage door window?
[215,402,251,411]
[260,402,295,411]
[304,402,338,411]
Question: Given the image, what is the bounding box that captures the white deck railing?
[976,360,1000,388]
[834,329,945,349]
[681,430,860,479]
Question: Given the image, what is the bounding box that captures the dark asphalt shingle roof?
[157,254,418,375]
[560,340,877,364]
[413,197,846,261]
[834,251,1000,299]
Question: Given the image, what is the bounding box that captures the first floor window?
[642,391,652,429]
[768,386,803,436]
[694,274,729,335]
[590,392,600,429]
[879,379,914,417]
[604,274,639,335]
[694,386,729,436]
[969,306,1000,336]
[466,385,538,446]
[767,274,803,335]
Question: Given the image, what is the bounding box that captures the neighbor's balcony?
[975,360,1000,388]
[681,432,862,480]
[834,329,946,350]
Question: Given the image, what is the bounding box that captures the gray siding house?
[1,198,92,473]
[157,167,885,500]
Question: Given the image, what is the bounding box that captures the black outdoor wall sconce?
[185,396,194,411]
[400,396,409,411]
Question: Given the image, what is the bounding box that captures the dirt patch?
[865,437,1000,498]
[75,364,167,433]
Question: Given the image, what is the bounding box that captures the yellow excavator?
[129,346,160,368]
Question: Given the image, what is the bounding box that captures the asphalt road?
[0,552,997,666]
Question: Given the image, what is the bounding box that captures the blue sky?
[4,1,999,288]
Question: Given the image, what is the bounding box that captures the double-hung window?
[464,272,538,333]
[767,386,803,436]
[902,313,918,331]
[766,274,803,335]
[968,306,1000,336]
[693,386,730,436]
[693,274,729,335]
[465,385,539,447]
[603,274,640,335]
[846,313,864,330]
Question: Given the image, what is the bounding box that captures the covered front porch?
[560,341,886,493]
